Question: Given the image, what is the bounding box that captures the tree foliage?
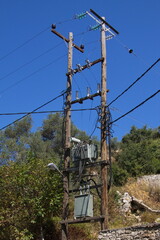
[1,112,160,238]
[0,113,96,239]
[0,156,62,240]
[0,116,32,164]
[113,126,160,185]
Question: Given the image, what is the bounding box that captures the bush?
[112,163,129,186]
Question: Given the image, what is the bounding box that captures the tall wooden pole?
[100,18,108,230]
[62,32,73,240]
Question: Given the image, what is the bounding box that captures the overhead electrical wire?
[0,108,97,116]
[85,39,100,45]
[81,71,92,93]
[1,13,158,136]
[89,107,100,138]
[56,16,76,25]
[111,106,151,127]
[74,29,90,37]
[0,53,67,95]
[88,68,99,85]
[74,26,102,38]
[0,91,67,131]
[89,114,99,138]
[0,27,50,63]
[108,58,160,107]
[111,89,160,125]
[115,37,136,56]
[0,42,63,82]
[72,75,83,98]
[115,36,160,84]
[0,16,76,63]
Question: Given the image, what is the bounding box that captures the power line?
[72,75,82,98]
[74,29,90,37]
[114,36,136,56]
[0,27,50,63]
[0,92,67,131]
[115,35,160,74]
[111,89,160,124]
[108,58,160,107]
[89,107,100,138]
[0,107,97,116]
[0,16,76,63]
[81,71,93,93]
[0,53,67,95]
[111,106,152,127]
[0,42,63,82]
[56,17,75,25]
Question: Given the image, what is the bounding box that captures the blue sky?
[0,0,160,140]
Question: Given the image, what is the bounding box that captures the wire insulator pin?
[86,59,91,68]
[76,64,82,72]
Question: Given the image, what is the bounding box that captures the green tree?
[40,113,97,156]
[0,113,100,239]
[0,116,32,164]
[0,113,98,165]
[113,126,160,185]
[0,156,62,240]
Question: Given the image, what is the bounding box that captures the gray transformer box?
[81,144,97,161]
[74,194,93,218]
[72,144,98,164]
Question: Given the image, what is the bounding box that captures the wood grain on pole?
[100,18,109,230]
[62,32,73,240]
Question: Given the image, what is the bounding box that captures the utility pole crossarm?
[71,92,102,105]
[51,29,84,53]
[90,9,119,35]
[66,58,104,76]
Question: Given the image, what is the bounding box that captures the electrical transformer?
[72,143,98,166]
[74,194,93,218]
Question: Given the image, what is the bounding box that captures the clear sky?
[0,0,160,140]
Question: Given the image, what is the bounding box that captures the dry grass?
[107,178,160,229]
[108,186,143,229]
[56,178,160,236]
[147,185,160,203]
[121,178,160,210]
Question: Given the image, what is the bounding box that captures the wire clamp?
[85,59,91,68]
[76,64,83,72]
[70,69,75,75]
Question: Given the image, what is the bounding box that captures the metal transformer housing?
[74,194,93,218]
[72,144,98,165]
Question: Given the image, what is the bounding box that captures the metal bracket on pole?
[71,92,101,105]
[76,64,83,72]
[66,58,104,76]
[86,59,91,68]
[90,9,119,35]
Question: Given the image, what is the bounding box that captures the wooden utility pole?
[51,10,119,236]
[51,27,84,240]
[100,18,108,230]
[62,32,73,240]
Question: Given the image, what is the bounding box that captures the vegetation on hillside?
[112,126,160,186]
[0,114,97,240]
[0,113,160,239]
[108,179,160,229]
